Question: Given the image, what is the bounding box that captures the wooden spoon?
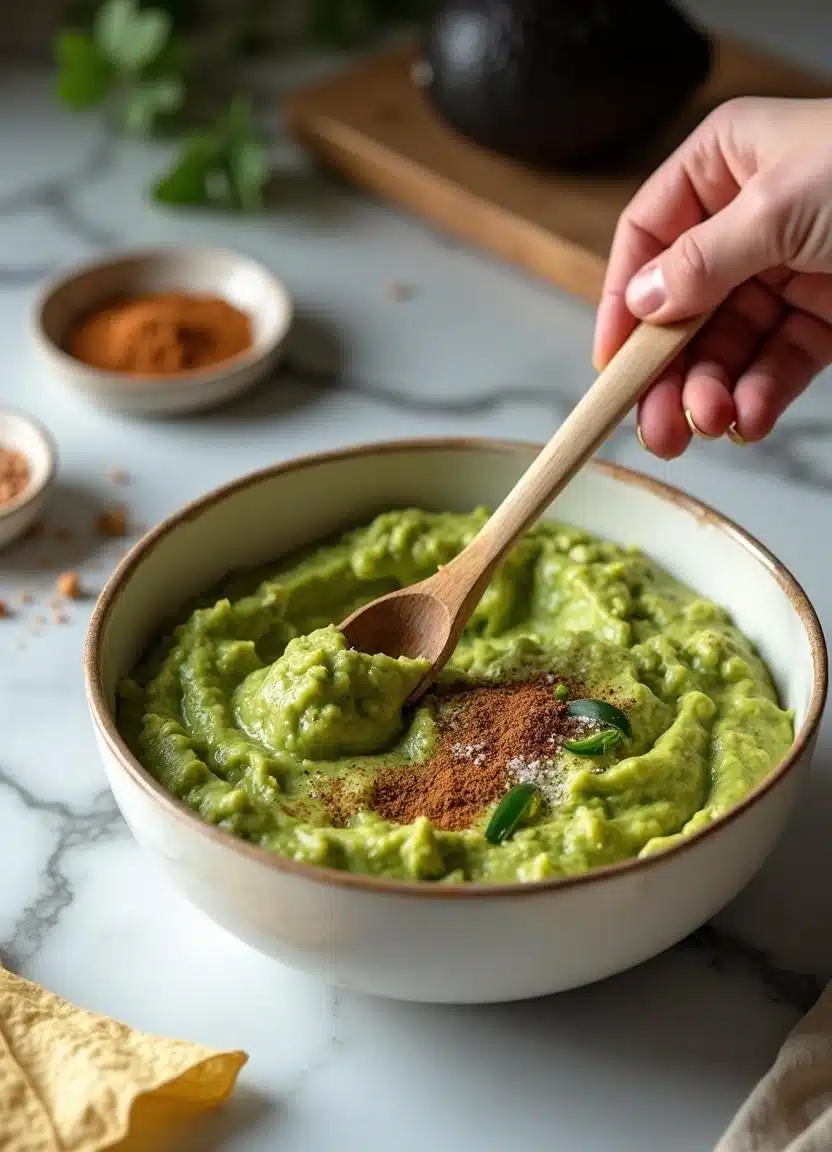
[341,315,709,703]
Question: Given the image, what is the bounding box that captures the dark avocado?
[420,0,713,170]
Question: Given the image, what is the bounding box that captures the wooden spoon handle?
[441,315,710,604]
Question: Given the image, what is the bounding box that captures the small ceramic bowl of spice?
[31,246,293,417]
[0,408,57,549]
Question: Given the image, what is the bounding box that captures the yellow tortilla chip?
[0,967,247,1151]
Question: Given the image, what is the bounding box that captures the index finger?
[592,121,738,369]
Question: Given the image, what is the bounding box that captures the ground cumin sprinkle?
[371,677,597,832]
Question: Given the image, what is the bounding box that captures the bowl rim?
[30,244,294,390]
[84,437,829,900]
[0,405,58,520]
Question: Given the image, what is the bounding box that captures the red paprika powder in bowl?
[69,292,254,376]
[31,247,293,418]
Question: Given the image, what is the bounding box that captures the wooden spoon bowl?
[341,315,709,700]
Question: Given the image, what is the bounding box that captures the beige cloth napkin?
[716,982,832,1152]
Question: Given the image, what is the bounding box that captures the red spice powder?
[372,676,586,831]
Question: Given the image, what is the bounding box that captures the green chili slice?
[485,783,541,845]
[566,698,631,738]
[563,729,622,756]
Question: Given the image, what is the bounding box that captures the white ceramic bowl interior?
[32,246,293,417]
[86,441,827,1003]
[0,407,56,549]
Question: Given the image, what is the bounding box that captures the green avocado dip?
[117,509,794,884]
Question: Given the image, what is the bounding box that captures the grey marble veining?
[0,773,123,971]
[0,134,116,283]
[0,13,830,1147]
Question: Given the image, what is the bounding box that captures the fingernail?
[727,422,747,445]
[636,423,648,452]
[626,264,667,317]
[684,409,719,440]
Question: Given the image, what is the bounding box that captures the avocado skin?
[422,0,713,170]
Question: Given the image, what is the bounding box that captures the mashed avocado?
[118,509,794,883]
[234,627,429,760]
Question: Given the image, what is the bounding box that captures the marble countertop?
[2,5,832,1149]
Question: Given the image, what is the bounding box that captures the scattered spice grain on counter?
[97,506,128,538]
[2,468,147,648]
[56,571,81,600]
[68,293,253,375]
[0,446,30,506]
[387,281,416,302]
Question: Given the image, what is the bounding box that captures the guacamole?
[118,509,794,883]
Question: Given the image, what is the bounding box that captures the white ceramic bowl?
[84,440,827,1003]
[0,407,57,550]
[31,246,293,417]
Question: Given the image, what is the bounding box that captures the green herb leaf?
[485,784,541,846]
[228,137,270,211]
[55,30,112,106]
[122,75,184,133]
[566,699,632,739]
[94,0,171,71]
[151,133,223,205]
[224,93,255,139]
[563,729,622,757]
[222,96,270,210]
[153,95,271,212]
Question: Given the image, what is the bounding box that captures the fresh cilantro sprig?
[55,0,185,133]
[153,95,271,212]
[55,0,270,211]
[54,0,433,212]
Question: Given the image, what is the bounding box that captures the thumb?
[625,180,783,322]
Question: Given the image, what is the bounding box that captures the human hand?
[593,97,832,457]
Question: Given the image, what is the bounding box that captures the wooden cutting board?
[284,40,832,303]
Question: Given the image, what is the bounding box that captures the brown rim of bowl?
[0,406,58,520]
[30,245,294,388]
[84,437,828,900]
